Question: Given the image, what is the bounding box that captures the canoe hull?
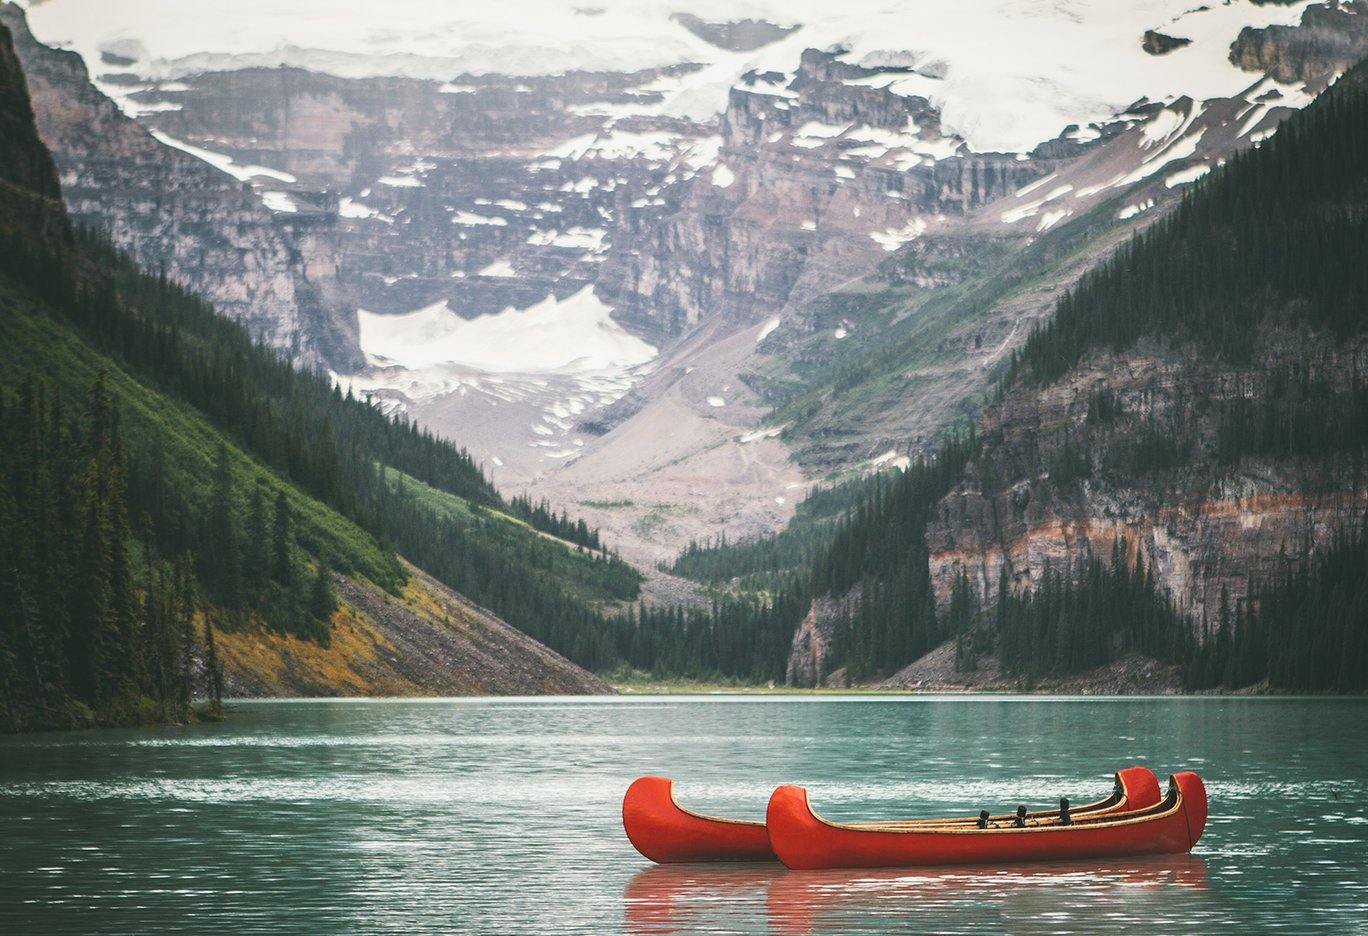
[767,772,1206,871]
[623,776,774,863]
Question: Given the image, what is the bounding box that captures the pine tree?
[203,615,224,715]
[204,443,241,607]
[243,483,269,605]
[309,561,336,624]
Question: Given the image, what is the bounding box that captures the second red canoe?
[623,765,1163,864]
[766,771,1207,870]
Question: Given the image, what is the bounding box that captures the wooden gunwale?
[879,777,1127,828]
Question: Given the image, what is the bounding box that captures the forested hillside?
[660,55,1368,693]
[0,21,623,729]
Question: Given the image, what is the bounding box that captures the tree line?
[1187,527,1368,693]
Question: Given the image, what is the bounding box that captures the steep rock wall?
[927,339,1368,627]
[1,5,343,366]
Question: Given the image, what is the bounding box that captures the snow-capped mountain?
[17,0,1328,149]
[6,0,1366,562]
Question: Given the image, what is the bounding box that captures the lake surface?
[2,696,1366,934]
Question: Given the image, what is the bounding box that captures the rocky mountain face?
[1230,0,1368,84]
[738,79,1325,472]
[596,47,1042,341]
[0,5,343,365]
[7,0,722,489]
[782,53,1368,684]
[787,329,1368,690]
[926,336,1368,629]
[11,0,1368,568]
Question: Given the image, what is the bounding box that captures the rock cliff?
[1230,0,1368,84]
[1,4,342,365]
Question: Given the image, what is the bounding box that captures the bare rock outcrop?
[1142,30,1192,56]
[1,4,345,366]
[925,336,1368,631]
[785,593,853,687]
[598,47,1046,341]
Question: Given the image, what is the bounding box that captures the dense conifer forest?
[1011,79,1368,386]
[0,218,647,686]
[0,374,228,730]
[665,470,890,585]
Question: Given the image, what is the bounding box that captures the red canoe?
[766,771,1207,870]
[622,766,1161,864]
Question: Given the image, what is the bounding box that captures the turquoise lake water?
[2,696,1366,934]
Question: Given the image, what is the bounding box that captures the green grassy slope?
[0,274,402,589]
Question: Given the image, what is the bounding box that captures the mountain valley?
[3,0,1368,705]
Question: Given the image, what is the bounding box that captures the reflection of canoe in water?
[623,767,1161,864]
[623,856,1206,935]
[764,856,1209,935]
[767,772,1207,870]
[623,865,781,933]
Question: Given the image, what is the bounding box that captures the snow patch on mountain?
[148,129,295,182]
[356,287,656,376]
[260,190,297,213]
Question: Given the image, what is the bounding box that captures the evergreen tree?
[243,482,269,603]
[203,615,224,715]
[272,490,292,587]
[309,561,336,625]
[204,443,241,607]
